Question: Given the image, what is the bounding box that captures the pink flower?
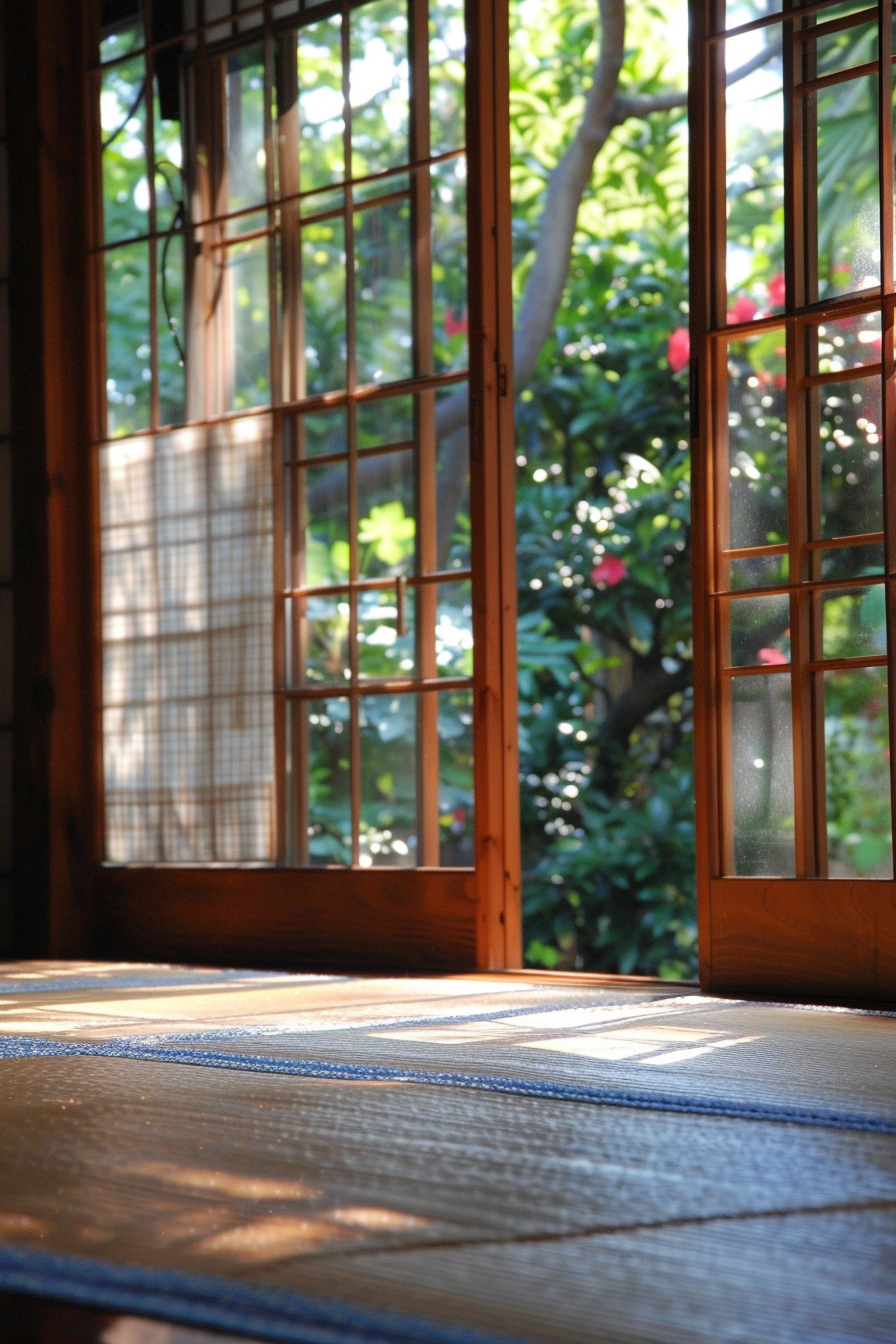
[667,327,690,372]
[445,307,468,340]
[758,648,788,666]
[767,273,786,308]
[728,296,757,325]
[591,556,628,587]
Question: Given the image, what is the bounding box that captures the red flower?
[591,556,628,587]
[445,307,468,340]
[728,295,757,325]
[667,327,690,372]
[758,648,788,666]
[767,273,786,308]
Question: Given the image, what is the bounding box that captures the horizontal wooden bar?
[96,865,478,971]
[804,531,883,551]
[723,543,789,560]
[712,571,887,600]
[804,361,883,386]
[796,58,878,96]
[286,570,472,599]
[279,675,474,698]
[793,5,878,42]
[722,654,887,676]
[711,291,883,341]
[711,0,888,43]
[708,876,896,1001]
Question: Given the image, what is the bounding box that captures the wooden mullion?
[878,0,896,874]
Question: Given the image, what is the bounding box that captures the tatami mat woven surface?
[1,963,895,1342]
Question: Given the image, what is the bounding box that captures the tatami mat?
[0,963,895,1342]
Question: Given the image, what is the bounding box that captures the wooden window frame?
[690,0,896,1002]
[6,0,520,973]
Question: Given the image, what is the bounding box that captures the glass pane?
[815,375,882,538]
[350,0,410,179]
[432,156,468,373]
[358,585,416,678]
[438,687,474,865]
[101,56,148,244]
[301,460,350,586]
[728,593,791,666]
[224,46,268,217]
[819,540,884,581]
[437,379,470,570]
[809,12,877,78]
[302,214,347,395]
[436,580,473,677]
[300,406,348,459]
[815,72,879,300]
[731,672,795,876]
[106,242,151,437]
[360,693,417,866]
[354,197,413,386]
[296,15,345,192]
[101,8,143,62]
[824,667,893,876]
[357,393,414,448]
[223,237,271,409]
[727,332,788,548]
[725,32,785,317]
[430,0,465,156]
[157,233,185,428]
[820,584,886,659]
[305,697,352,865]
[302,593,350,685]
[727,552,789,590]
[358,448,415,579]
[153,95,185,237]
[807,311,882,374]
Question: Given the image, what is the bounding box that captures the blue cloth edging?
[0,1242,523,1344]
[1,1033,895,1136]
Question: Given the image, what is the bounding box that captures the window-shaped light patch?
[824,666,893,877]
[726,331,788,549]
[731,672,795,876]
[725,32,785,320]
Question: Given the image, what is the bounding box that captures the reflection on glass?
[357,394,414,448]
[727,552,789,590]
[358,586,416,678]
[436,581,473,677]
[439,688,473,864]
[728,593,790,666]
[224,237,271,409]
[358,449,415,579]
[437,380,470,570]
[815,376,882,538]
[302,593,349,683]
[301,460,350,585]
[304,697,352,865]
[106,243,151,437]
[102,57,148,244]
[824,667,892,876]
[727,333,787,548]
[820,585,886,660]
[224,46,268,217]
[299,407,347,459]
[354,198,413,386]
[815,73,879,300]
[807,312,881,375]
[430,0,465,156]
[731,673,795,876]
[725,32,784,317]
[101,12,143,62]
[297,16,345,192]
[350,0,410,179]
[432,156,468,373]
[819,541,884,582]
[302,216,347,394]
[360,694,416,866]
[158,234,185,428]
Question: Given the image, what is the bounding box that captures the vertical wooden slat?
[466,0,518,967]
